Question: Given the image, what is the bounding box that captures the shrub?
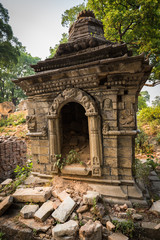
[0,113,26,127]
[135,127,153,154]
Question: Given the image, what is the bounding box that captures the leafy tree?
[61,0,160,87]
[87,0,160,86]
[152,96,160,107]
[0,47,40,105]
[0,3,21,67]
[49,33,68,58]
[61,3,85,27]
[138,91,150,110]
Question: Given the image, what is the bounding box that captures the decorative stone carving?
[119,109,134,126]
[92,167,101,176]
[49,88,98,117]
[104,98,112,110]
[26,115,36,131]
[41,125,48,137]
[102,122,109,134]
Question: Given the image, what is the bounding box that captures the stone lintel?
[103,130,138,136]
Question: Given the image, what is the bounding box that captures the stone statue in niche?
[102,122,109,134]
[26,115,36,131]
[103,98,112,111]
[93,156,99,165]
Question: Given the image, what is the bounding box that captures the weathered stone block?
[39,155,49,163]
[0,196,13,216]
[83,191,100,205]
[20,204,39,219]
[34,200,55,222]
[79,220,102,240]
[39,146,49,155]
[104,148,117,158]
[52,196,76,223]
[52,220,79,240]
[13,187,52,203]
[19,218,50,232]
[108,233,128,240]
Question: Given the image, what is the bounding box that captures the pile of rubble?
[0,176,160,240]
[0,136,27,180]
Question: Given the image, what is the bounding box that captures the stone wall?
[0,136,27,180]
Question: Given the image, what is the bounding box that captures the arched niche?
[47,88,102,176]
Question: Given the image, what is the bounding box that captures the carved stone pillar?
[48,117,60,173]
[88,115,102,176]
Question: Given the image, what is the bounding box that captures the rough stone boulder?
[79,220,102,240]
[52,220,79,240]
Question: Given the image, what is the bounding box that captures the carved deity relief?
[92,167,101,176]
[49,88,98,117]
[103,98,112,111]
[26,115,36,131]
[119,102,135,126]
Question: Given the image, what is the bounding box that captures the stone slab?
[149,200,160,214]
[108,233,128,240]
[52,196,76,223]
[89,184,127,199]
[20,204,39,219]
[34,200,55,222]
[57,190,70,202]
[1,178,13,186]
[19,218,50,232]
[52,220,78,239]
[13,187,52,203]
[0,196,13,216]
[79,220,102,240]
[61,164,91,176]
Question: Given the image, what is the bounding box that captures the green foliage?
[61,0,160,85]
[0,3,21,68]
[145,154,159,170]
[49,33,68,58]
[152,96,160,107]
[138,91,150,110]
[0,161,33,195]
[61,3,85,27]
[0,112,26,127]
[55,150,81,170]
[137,106,160,135]
[134,155,159,185]
[0,231,5,240]
[135,127,153,154]
[155,132,160,144]
[0,47,40,104]
[112,220,135,238]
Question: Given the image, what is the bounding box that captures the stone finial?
[77,9,95,19]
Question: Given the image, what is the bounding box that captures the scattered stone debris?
[83,191,100,205]
[52,220,78,240]
[79,220,102,240]
[13,187,52,202]
[34,200,55,222]
[149,200,160,214]
[52,196,76,223]
[0,178,13,187]
[108,232,129,240]
[0,195,13,216]
[20,204,39,219]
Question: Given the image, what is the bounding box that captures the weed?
[112,220,135,238]
[55,150,82,170]
[135,127,153,154]
[0,232,5,240]
[0,112,26,127]
[0,161,33,195]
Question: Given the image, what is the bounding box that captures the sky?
[1,0,160,102]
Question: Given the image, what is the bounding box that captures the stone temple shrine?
[13,10,152,204]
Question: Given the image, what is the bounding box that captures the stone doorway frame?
[47,88,103,176]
